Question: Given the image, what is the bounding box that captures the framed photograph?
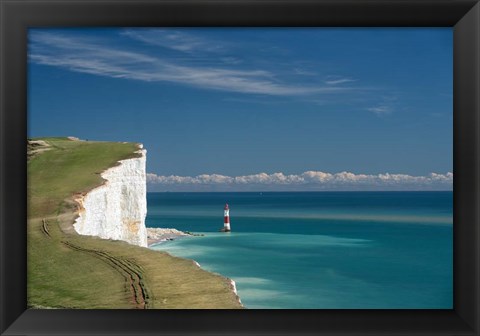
[1,0,479,335]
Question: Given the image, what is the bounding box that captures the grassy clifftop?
[27,138,242,309]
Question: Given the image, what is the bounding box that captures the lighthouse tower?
[221,203,231,232]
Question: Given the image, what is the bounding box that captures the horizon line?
[146,190,453,193]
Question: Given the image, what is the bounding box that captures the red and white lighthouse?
[221,203,231,232]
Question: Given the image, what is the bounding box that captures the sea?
[147,191,452,309]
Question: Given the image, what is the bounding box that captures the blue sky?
[28,28,453,191]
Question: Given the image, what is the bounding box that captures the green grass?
[28,138,242,309]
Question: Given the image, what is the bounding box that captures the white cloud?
[146,171,453,191]
[121,29,224,53]
[29,31,355,97]
[221,57,243,65]
[367,105,392,115]
[324,78,356,85]
[367,95,399,116]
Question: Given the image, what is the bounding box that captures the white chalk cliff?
[73,146,148,247]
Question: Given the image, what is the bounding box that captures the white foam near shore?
[230,279,242,305]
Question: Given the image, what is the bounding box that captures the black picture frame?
[1,0,479,335]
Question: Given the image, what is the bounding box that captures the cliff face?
[73,147,148,247]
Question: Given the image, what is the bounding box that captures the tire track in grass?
[41,218,51,238]
[62,241,152,309]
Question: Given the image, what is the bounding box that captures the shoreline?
[147,227,244,308]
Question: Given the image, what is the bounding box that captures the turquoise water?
[147,192,452,309]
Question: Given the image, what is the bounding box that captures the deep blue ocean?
[147,192,452,309]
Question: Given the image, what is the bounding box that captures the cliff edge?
[73,146,148,247]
